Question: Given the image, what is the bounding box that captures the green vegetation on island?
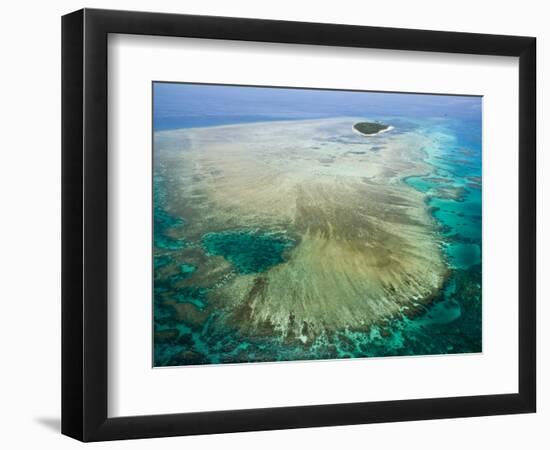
[353,121,390,135]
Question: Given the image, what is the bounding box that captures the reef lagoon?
[153,84,482,366]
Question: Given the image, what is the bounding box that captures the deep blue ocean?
[153,82,481,130]
[153,82,482,366]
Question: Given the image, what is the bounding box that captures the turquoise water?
[202,230,295,274]
[153,175,187,251]
[153,86,482,366]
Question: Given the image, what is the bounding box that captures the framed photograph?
[61,8,536,441]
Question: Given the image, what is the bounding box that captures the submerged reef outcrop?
[154,118,447,343]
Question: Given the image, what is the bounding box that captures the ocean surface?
[153,82,482,366]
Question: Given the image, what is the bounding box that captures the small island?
[353,121,392,136]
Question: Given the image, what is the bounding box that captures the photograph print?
[152,82,482,367]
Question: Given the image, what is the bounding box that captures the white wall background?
[0,0,546,448]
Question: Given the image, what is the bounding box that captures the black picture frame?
[62,8,536,442]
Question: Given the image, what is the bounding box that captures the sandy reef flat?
[154,117,447,343]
